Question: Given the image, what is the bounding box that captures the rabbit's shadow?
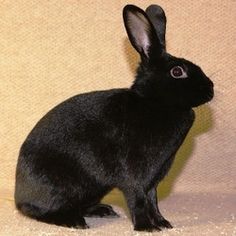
[158,104,214,199]
[102,39,214,215]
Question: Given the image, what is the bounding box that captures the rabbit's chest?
[119,109,195,184]
[129,109,194,141]
[123,109,195,162]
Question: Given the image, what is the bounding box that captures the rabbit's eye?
[170,66,187,79]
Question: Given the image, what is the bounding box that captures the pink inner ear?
[127,12,151,57]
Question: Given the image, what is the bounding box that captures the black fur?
[15,4,214,232]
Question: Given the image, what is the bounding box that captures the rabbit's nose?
[200,78,214,91]
[198,80,214,100]
[208,86,214,99]
[208,79,214,88]
[200,82,214,100]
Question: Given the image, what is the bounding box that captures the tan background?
[0,0,236,235]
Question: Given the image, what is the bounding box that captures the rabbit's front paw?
[153,216,173,229]
[134,215,161,232]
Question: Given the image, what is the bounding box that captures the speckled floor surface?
[1,189,235,236]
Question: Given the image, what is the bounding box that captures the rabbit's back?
[25,89,126,143]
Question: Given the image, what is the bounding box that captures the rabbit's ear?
[123,5,162,61]
[145,5,166,50]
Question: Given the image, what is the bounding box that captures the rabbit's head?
[123,5,214,108]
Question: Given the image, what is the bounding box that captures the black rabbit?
[15,4,214,232]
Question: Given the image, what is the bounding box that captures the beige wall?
[1,0,235,204]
